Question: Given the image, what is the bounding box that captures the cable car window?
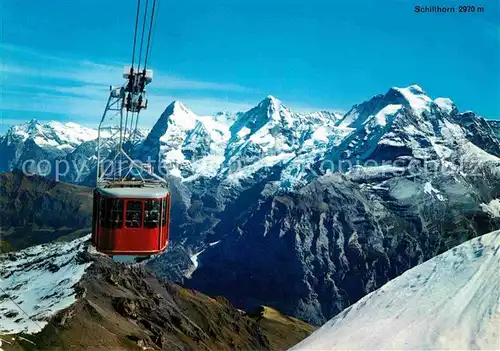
[99,198,123,229]
[162,198,167,226]
[99,197,106,222]
[108,199,124,229]
[144,200,160,228]
[126,200,143,228]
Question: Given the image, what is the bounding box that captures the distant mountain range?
[1,85,499,324]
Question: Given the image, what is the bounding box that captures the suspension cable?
[130,0,142,72]
[143,0,158,71]
[133,110,141,141]
[136,0,150,74]
[129,111,137,141]
[124,110,130,141]
[0,286,66,349]
[125,0,159,144]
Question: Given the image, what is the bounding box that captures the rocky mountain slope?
[291,230,500,350]
[2,85,499,325]
[150,85,500,324]
[0,237,313,350]
[489,120,500,139]
[0,170,92,251]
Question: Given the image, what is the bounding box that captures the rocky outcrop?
[1,238,313,350]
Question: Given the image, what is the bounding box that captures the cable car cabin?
[92,185,171,256]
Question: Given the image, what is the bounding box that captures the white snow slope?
[0,236,92,334]
[291,230,500,350]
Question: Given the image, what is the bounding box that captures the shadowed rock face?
[488,120,500,140]
[184,171,500,325]
[152,88,500,325]
[0,170,92,250]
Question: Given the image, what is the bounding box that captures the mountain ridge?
[0,170,92,251]
[2,85,499,325]
[0,236,314,350]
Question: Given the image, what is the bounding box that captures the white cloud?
[1,44,254,92]
[0,44,260,128]
[1,44,345,130]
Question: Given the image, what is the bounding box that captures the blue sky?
[1,0,499,132]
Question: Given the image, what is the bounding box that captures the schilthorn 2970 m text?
[414,5,485,13]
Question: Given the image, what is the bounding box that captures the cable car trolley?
[91,0,170,258]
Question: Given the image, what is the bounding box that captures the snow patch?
[225,153,296,185]
[374,104,402,127]
[435,97,456,114]
[481,199,500,218]
[0,236,92,334]
[237,127,251,139]
[394,85,433,114]
[185,249,205,279]
[423,181,446,201]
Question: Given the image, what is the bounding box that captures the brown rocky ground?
[3,250,313,350]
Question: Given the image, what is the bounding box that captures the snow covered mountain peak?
[170,100,193,116]
[232,95,293,134]
[139,100,232,180]
[390,84,434,115]
[405,83,425,94]
[22,118,41,133]
[338,84,452,130]
[5,119,97,148]
[1,119,98,157]
[163,100,197,126]
[147,100,198,143]
[263,94,281,107]
[0,119,100,174]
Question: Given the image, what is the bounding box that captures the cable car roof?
[96,186,169,199]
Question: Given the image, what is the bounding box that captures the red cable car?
[91,0,171,257]
[92,182,171,256]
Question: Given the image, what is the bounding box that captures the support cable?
[143,0,158,71]
[137,0,150,73]
[130,0,142,71]
[0,286,66,350]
